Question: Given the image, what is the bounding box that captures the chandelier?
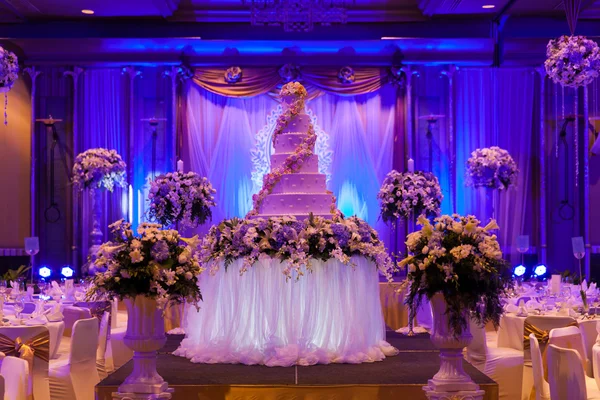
[242,0,353,32]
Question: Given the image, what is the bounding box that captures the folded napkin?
[526,300,542,310]
[505,303,519,314]
[24,315,47,326]
[50,281,63,296]
[45,310,63,322]
[588,282,597,295]
[517,299,528,316]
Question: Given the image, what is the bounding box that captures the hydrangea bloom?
[466,146,517,191]
[400,214,510,336]
[148,171,216,228]
[72,148,127,192]
[200,215,394,282]
[0,47,18,90]
[545,35,600,88]
[377,170,442,224]
[88,219,204,309]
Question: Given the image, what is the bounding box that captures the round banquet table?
[2,315,65,359]
[175,256,398,367]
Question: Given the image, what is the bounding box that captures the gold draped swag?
[193,67,399,98]
[0,331,50,371]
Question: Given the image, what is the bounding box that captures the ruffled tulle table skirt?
[174,256,399,367]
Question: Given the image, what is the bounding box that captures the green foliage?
[3,265,31,283]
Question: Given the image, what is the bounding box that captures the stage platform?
[96,331,498,400]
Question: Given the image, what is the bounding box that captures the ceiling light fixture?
[482,5,495,9]
[81,9,94,15]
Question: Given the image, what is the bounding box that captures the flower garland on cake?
[247,82,339,219]
[200,215,393,282]
[148,171,217,228]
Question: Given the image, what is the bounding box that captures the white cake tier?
[260,193,334,215]
[282,113,311,135]
[270,173,327,194]
[274,132,314,154]
[270,153,319,173]
[249,212,334,220]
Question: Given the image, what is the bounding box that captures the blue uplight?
[39,266,52,278]
[60,266,74,278]
[513,265,526,277]
[534,264,547,277]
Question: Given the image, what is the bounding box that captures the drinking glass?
[14,297,24,321]
[0,280,7,299]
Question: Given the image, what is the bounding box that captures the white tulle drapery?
[174,256,398,367]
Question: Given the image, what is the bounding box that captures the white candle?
[177,160,184,172]
[407,158,415,173]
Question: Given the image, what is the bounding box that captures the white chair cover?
[580,320,599,377]
[548,344,587,400]
[0,325,50,400]
[96,311,113,379]
[529,334,550,400]
[49,318,99,400]
[1,355,29,400]
[593,343,600,394]
[62,307,92,337]
[549,326,587,372]
[467,321,524,400]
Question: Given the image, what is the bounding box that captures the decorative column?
[63,67,84,271]
[535,67,547,265]
[162,66,191,169]
[24,67,42,241]
[441,65,457,213]
[122,66,142,223]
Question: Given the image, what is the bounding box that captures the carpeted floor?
[99,331,494,387]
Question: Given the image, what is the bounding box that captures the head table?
[174,256,399,367]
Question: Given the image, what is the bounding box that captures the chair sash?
[523,320,578,350]
[0,332,49,372]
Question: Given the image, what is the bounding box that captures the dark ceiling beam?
[0,19,492,40]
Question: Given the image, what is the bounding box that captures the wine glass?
[0,280,7,300]
[14,296,24,321]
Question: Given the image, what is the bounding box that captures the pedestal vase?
[113,296,172,400]
[423,293,484,400]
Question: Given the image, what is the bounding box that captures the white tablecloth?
[497,314,597,352]
[4,316,65,359]
[175,256,398,367]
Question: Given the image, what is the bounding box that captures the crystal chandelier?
[242,0,353,32]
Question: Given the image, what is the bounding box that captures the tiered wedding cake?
[247,82,338,219]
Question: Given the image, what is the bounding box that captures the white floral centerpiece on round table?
[400,214,511,398]
[148,171,216,228]
[89,219,203,399]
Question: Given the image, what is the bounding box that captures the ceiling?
[0,0,599,66]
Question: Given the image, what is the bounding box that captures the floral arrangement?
[401,215,511,336]
[88,219,204,308]
[338,66,355,84]
[247,82,339,218]
[200,215,394,281]
[148,171,216,228]
[466,146,517,191]
[377,170,443,224]
[545,35,600,88]
[224,66,242,84]
[72,148,127,192]
[279,64,300,83]
[0,47,18,91]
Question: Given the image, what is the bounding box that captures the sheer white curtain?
[183,83,397,238]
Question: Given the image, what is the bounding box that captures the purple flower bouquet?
[72,148,127,192]
[466,146,517,191]
[545,35,600,88]
[148,171,216,228]
[377,170,443,224]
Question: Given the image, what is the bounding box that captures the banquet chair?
[529,334,550,400]
[49,318,99,400]
[62,306,92,337]
[96,311,113,379]
[467,321,524,400]
[0,325,50,400]
[547,344,600,400]
[580,320,599,377]
[1,355,29,400]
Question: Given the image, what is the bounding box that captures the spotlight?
[513,264,526,277]
[81,9,94,14]
[39,266,52,279]
[60,266,74,278]
[482,5,495,9]
[533,264,547,277]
